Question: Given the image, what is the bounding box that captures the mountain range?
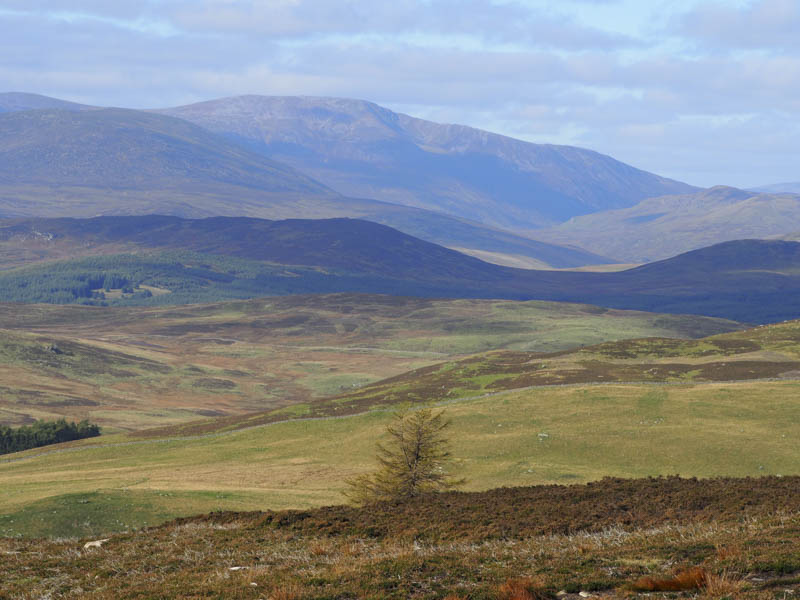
[753,182,800,194]
[3,92,800,269]
[0,96,611,269]
[157,95,697,231]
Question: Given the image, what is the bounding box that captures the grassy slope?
[1,378,798,538]
[134,316,800,438]
[0,295,740,431]
[1,318,799,538]
[2,319,800,600]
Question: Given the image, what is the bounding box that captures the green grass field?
[2,379,797,538]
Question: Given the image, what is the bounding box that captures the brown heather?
[1,476,799,599]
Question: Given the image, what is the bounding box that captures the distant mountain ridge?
[0,92,89,113]
[531,186,800,262]
[2,216,800,322]
[0,108,332,194]
[754,182,800,194]
[156,95,698,230]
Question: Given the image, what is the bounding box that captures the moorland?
[1,318,798,539]
[1,91,799,599]
[0,293,739,431]
[1,315,799,599]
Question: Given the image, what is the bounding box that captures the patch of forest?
[0,418,100,455]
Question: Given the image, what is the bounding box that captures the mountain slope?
[0,294,742,430]
[0,104,611,269]
[532,186,800,262]
[157,95,697,230]
[1,216,800,322]
[0,92,90,113]
[0,107,333,202]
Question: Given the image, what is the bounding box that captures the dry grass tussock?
[702,569,749,598]
[631,566,707,591]
[496,576,553,600]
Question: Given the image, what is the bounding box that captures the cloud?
[1,0,800,187]
[168,0,639,50]
[674,0,800,51]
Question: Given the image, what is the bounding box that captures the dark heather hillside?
[0,215,506,280]
[1,217,800,322]
[532,186,800,262]
[0,103,611,269]
[157,95,697,230]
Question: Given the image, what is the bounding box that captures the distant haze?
[2,1,800,188]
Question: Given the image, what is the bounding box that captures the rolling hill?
[158,94,698,230]
[0,294,741,431]
[1,216,800,322]
[139,314,800,439]
[0,215,568,280]
[0,101,611,269]
[0,317,798,542]
[531,186,800,262]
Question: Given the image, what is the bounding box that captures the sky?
[1,0,798,188]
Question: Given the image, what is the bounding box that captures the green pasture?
[1,379,797,538]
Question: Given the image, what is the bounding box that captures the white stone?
[83,538,109,550]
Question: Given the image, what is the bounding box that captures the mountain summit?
[158,95,697,230]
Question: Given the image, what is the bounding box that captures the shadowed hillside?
[1,217,800,322]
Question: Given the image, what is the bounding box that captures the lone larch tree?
[346,407,463,504]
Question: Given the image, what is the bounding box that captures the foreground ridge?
[2,476,798,599]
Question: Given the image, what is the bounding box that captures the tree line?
[0,418,100,455]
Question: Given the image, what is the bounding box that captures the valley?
[532,186,800,262]
[0,294,739,431]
